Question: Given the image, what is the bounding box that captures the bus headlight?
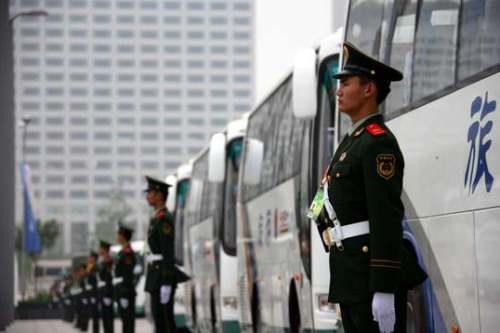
[222,296,238,310]
[317,294,335,313]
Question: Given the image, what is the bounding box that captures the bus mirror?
[243,139,263,186]
[293,48,317,119]
[208,133,226,183]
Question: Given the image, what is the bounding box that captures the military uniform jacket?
[145,207,175,292]
[326,114,425,304]
[86,266,98,305]
[79,277,88,304]
[115,244,137,298]
[98,258,114,299]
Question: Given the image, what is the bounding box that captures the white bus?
[289,0,500,332]
[188,118,247,333]
[235,32,344,333]
[167,164,193,330]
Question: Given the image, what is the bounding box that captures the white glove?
[65,299,71,305]
[103,297,112,306]
[119,298,129,309]
[82,298,88,305]
[372,292,396,333]
[91,297,96,304]
[160,285,172,304]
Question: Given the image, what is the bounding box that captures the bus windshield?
[222,138,243,255]
[174,179,190,265]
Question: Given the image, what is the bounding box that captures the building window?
[163,16,181,24]
[163,2,180,10]
[188,104,204,111]
[94,30,111,38]
[164,31,180,38]
[46,58,63,66]
[45,29,63,37]
[210,31,227,39]
[164,104,181,111]
[70,103,88,111]
[46,102,64,111]
[46,73,64,81]
[94,73,111,82]
[234,17,250,25]
[94,103,112,112]
[70,117,88,125]
[117,15,134,24]
[46,44,63,52]
[70,88,87,97]
[211,3,226,10]
[141,59,158,68]
[118,146,134,154]
[140,16,158,24]
[140,103,158,111]
[187,60,203,68]
[94,15,111,23]
[70,73,88,81]
[46,190,64,199]
[210,16,227,25]
[141,1,157,9]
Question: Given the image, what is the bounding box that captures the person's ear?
[364,81,377,100]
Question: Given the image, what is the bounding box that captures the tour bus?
[235,29,345,333]
[110,240,147,316]
[288,0,500,332]
[188,117,247,333]
[167,164,193,330]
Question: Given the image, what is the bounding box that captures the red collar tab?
[123,244,132,253]
[155,208,166,219]
[366,123,385,136]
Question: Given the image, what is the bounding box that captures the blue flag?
[20,163,41,254]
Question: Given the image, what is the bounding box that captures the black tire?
[288,282,301,333]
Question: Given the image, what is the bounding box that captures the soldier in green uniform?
[115,224,136,333]
[62,274,74,322]
[319,42,426,333]
[98,240,115,333]
[86,251,100,333]
[143,176,177,333]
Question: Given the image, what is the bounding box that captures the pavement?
[3,319,153,333]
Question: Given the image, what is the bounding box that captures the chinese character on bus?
[464,92,495,194]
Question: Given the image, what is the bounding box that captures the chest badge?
[376,154,396,180]
[354,128,365,137]
[162,223,172,235]
[339,152,347,161]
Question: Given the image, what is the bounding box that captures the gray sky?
[255,0,333,101]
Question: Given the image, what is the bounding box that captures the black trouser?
[119,295,135,333]
[339,290,407,333]
[90,297,100,333]
[150,286,177,333]
[80,298,90,331]
[101,298,114,333]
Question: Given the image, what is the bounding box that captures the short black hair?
[118,228,133,241]
[358,75,391,104]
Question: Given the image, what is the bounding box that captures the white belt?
[146,254,163,263]
[112,277,123,286]
[98,281,105,288]
[327,220,370,247]
[70,288,82,296]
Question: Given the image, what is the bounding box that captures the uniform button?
[336,173,340,178]
[362,246,369,253]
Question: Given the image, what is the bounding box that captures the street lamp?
[10,9,48,301]
[9,10,49,27]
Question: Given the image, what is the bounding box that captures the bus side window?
[385,0,418,118]
[411,0,460,103]
[458,0,500,80]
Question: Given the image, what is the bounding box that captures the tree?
[95,187,133,244]
[37,219,59,252]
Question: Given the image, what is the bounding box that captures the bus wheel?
[251,283,261,333]
[288,281,301,333]
[210,287,218,333]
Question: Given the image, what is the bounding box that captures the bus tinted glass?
[174,179,190,265]
[411,0,460,102]
[222,138,243,255]
[385,0,418,117]
[459,0,500,80]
